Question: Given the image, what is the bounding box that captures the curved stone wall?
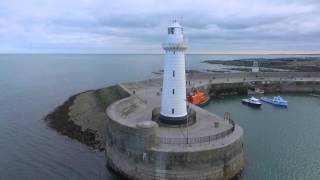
[105,104,244,180]
[105,72,320,180]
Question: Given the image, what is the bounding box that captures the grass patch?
[95,85,130,109]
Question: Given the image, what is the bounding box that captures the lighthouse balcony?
[162,42,188,50]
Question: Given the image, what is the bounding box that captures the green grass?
[95,85,129,109]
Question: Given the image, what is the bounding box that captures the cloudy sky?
[0,0,319,53]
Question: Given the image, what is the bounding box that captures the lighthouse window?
[172,108,175,114]
[173,70,175,77]
[172,89,175,94]
[168,27,175,34]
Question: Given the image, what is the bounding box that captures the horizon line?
[0,53,320,55]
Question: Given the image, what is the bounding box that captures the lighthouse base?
[159,114,188,125]
[105,80,244,180]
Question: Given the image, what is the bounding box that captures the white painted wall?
[160,21,187,118]
[252,67,259,72]
[252,61,259,72]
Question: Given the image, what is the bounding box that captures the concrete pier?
[45,71,320,179]
[105,72,320,180]
[105,78,244,179]
[184,72,320,92]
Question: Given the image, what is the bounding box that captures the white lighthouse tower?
[160,20,188,125]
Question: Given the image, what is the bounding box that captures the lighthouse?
[159,20,188,125]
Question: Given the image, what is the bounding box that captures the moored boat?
[260,96,288,107]
[309,93,320,97]
[241,96,262,107]
[187,89,210,107]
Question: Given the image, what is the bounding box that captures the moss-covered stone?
[44,85,130,151]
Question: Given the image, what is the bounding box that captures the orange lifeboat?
[187,89,210,107]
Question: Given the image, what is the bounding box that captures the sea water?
[0,54,319,180]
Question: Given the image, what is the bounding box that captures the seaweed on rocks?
[44,91,102,150]
[44,85,131,151]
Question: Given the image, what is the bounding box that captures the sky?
[0,0,319,54]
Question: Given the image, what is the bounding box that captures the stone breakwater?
[45,72,320,151]
[44,85,130,150]
[186,72,320,96]
[104,79,244,180]
[45,72,320,150]
[45,72,320,180]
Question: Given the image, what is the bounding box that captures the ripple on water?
[205,94,320,180]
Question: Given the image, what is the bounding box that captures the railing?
[162,42,188,50]
[156,118,236,145]
[136,166,222,180]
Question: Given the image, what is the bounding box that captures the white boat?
[242,97,262,107]
[309,93,320,97]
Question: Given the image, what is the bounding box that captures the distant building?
[252,61,259,72]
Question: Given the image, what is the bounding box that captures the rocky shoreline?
[45,91,99,148]
[44,85,130,151]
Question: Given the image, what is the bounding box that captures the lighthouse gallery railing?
[156,119,236,145]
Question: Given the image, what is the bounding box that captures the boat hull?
[194,96,210,107]
[309,93,320,97]
[241,100,262,108]
[260,97,288,107]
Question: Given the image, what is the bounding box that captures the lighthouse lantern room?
[160,20,188,125]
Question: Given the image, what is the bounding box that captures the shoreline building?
[252,61,259,73]
[160,20,188,124]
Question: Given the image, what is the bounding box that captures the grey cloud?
[0,0,320,53]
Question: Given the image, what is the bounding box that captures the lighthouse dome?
[164,20,186,49]
[168,20,182,28]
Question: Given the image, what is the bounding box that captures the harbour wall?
[187,72,320,95]
[104,71,320,179]
[45,72,320,150]
[105,78,246,179]
[105,95,245,180]
[43,71,320,179]
[106,132,244,180]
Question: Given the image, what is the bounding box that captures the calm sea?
[0,54,319,180]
